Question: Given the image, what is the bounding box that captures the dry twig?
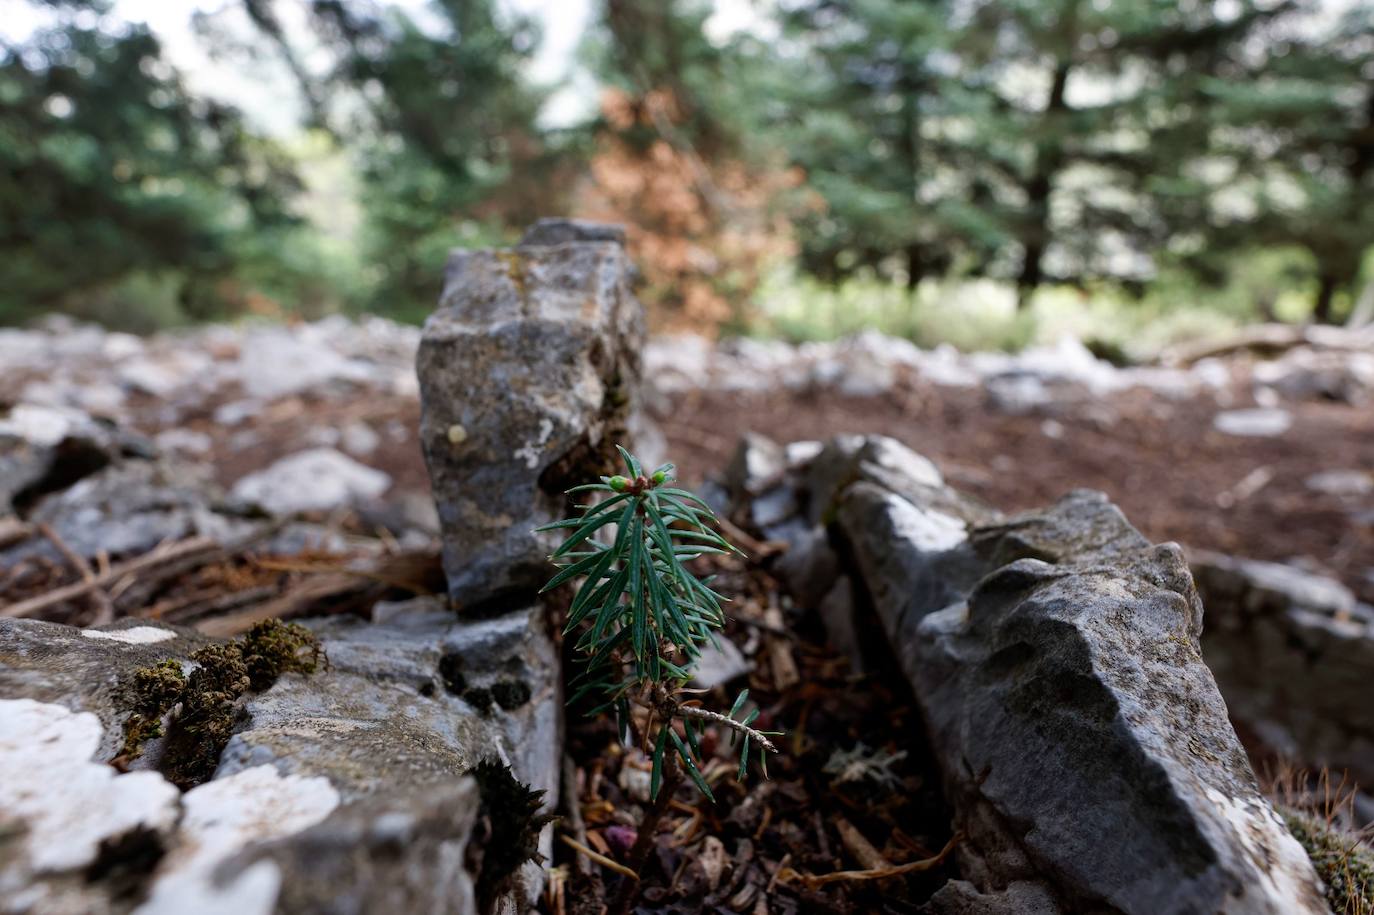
[559,835,638,881]
[777,833,962,889]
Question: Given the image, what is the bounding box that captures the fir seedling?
[537,446,780,802]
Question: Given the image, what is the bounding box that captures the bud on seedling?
[651,470,668,485]
[608,475,630,492]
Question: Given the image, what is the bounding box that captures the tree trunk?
[1312,274,1339,324]
[1016,53,1073,310]
[906,243,925,291]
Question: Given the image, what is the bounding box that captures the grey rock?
[924,880,1063,914]
[234,325,379,401]
[804,435,989,530]
[0,404,149,516]
[4,459,251,569]
[1254,348,1374,404]
[816,577,864,674]
[787,440,1329,913]
[1193,550,1374,787]
[770,526,841,609]
[220,601,560,810]
[751,483,799,530]
[0,604,559,915]
[339,420,381,457]
[1304,469,1373,497]
[834,482,985,654]
[519,218,626,247]
[0,618,202,760]
[985,372,1055,414]
[230,448,392,516]
[417,230,647,610]
[219,779,481,915]
[724,433,784,500]
[689,637,752,689]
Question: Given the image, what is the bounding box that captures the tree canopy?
[3,0,1372,328]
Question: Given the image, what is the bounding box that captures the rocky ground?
[3,314,1370,610]
[3,225,1373,914]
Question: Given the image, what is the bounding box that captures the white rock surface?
[1305,469,1374,497]
[231,448,391,515]
[0,699,180,874]
[81,626,178,645]
[136,766,340,915]
[0,404,98,448]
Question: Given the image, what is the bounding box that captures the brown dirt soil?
[655,381,1374,605]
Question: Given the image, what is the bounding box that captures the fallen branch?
[835,815,891,871]
[1,536,217,619]
[714,515,787,561]
[0,519,32,550]
[777,832,962,889]
[37,522,114,624]
[113,521,285,611]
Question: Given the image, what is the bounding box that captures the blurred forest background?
[5,0,1374,354]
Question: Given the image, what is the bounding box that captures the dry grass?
[1260,763,1374,915]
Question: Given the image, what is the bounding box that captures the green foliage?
[118,659,188,763]
[241,618,324,691]
[8,0,1374,331]
[0,1,308,325]
[232,0,571,319]
[769,0,1374,318]
[538,447,777,799]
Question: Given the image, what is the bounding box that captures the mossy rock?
[1285,810,1374,915]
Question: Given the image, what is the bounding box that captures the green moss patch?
[1285,810,1374,915]
[117,660,188,764]
[117,620,324,789]
[241,619,324,690]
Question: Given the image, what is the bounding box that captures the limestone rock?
[803,434,971,526]
[1192,550,1374,787]
[519,218,627,247]
[835,485,1330,913]
[0,605,560,915]
[924,880,1063,914]
[0,404,150,517]
[214,779,481,915]
[689,637,752,690]
[745,437,1332,914]
[230,448,392,516]
[417,225,647,610]
[219,600,559,810]
[0,618,207,758]
[724,433,784,501]
[14,459,250,563]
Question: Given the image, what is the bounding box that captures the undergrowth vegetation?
[539,447,780,801]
